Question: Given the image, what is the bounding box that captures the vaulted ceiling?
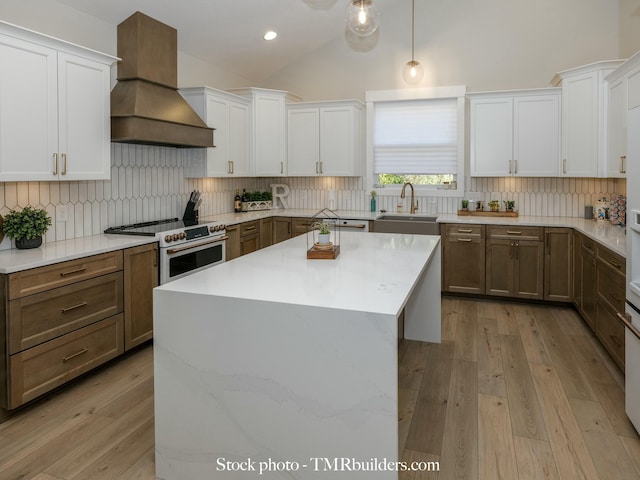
[57,0,400,82]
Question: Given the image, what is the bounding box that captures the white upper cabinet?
[180,87,251,177]
[0,21,116,182]
[228,88,301,177]
[551,60,624,177]
[470,90,560,177]
[607,76,627,177]
[605,51,640,177]
[287,100,364,176]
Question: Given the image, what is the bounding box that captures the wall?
[619,0,640,57]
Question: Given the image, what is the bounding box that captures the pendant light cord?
[411,0,415,62]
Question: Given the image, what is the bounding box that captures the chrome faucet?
[400,182,417,214]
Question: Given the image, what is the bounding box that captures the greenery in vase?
[2,206,52,240]
[370,190,377,198]
[311,222,331,234]
[503,200,515,211]
[461,199,469,209]
[488,200,500,211]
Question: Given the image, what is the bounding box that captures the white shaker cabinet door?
[57,52,111,180]
[320,105,361,176]
[253,93,287,176]
[470,97,513,176]
[228,101,250,176]
[513,94,559,176]
[560,72,599,176]
[607,77,627,178]
[287,107,319,176]
[0,35,58,181]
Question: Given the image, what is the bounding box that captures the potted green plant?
[312,222,331,244]
[2,206,52,249]
[488,200,500,212]
[461,199,469,210]
[503,200,516,212]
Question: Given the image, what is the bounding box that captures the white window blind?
[373,98,458,175]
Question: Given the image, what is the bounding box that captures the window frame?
[365,85,466,198]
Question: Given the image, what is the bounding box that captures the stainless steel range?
[105,218,227,284]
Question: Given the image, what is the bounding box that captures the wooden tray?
[457,210,519,217]
[307,244,340,259]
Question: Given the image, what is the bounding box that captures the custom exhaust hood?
[110,12,214,147]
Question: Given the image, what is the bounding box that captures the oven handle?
[166,236,228,255]
[617,312,640,341]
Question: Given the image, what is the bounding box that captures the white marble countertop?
[437,214,627,257]
[157,231,441,316]
[0,234,157,274]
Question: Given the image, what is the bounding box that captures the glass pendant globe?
[345,0,380,37]
[402,60,424,84]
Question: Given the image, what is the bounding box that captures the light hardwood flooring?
[1,297,639,479]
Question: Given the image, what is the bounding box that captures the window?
[366,86,466,195]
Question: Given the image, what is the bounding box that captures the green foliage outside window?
[376,174,454,186]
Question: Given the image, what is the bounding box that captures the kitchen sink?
[373,215,440,235]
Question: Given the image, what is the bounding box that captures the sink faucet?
[400,182,418,214]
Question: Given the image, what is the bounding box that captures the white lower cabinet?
[470,90,560,177]
[0,21,116,182]
[287,100,363,176]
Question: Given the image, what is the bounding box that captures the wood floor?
[1,297,639,479]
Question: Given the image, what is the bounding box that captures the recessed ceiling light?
[264,30,278,41]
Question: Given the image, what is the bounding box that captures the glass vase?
[370,197,376,212]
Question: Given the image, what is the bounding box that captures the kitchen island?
[153,231,441,479]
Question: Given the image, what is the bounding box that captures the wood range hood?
[110,12,214,148]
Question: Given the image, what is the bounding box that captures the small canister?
[594,198,609,222]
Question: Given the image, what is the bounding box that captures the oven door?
[160,235,227,284]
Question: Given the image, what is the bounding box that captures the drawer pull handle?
[61,301,88,313]
[457,238,472,242]
[608,260,622,269]
[458,228,473,233]
[244,226,257,231]
[506,230,522,235]
[62,348,88,363]
[60,267,87,277]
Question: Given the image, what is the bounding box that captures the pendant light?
[402,0,424,84]
[345,0,380,37]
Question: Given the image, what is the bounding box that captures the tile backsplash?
[0,143,627,250]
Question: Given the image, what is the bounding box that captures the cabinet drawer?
[581,235,597,255]
[597,245,625,275]
[595,302,625,370]
[239,221,259,237]
[292,218,313,236]
[8,272,123,354]
[8,314,124,408]
[8,251,123,300]
[596,257,625,314]
[487,225,543,241]
[444,224,484,237]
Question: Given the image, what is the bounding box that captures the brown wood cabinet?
[595,244,626,370]
[239,220,259,256]
[485,226,544,299]
[259,217,273,248]
[273,217,291,244]
[580,235,597,329]
[225,224,241,261]
[2,250,127,410]
[572,231,582,309]
[544,227,572,302]
[292,217,313,237]
[442,224,485,294]
[123,243,158,351]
